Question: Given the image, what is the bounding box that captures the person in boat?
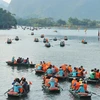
[79,78,83,84]
[83,81,88,91]
[36,61,43,70]
[48,77,56,88]
[46,66,53,75]
[26,58,30,64]
[12,56,15,63]
[76,83,85,93]
[42,61,47,72]
[51,65,56,75]
[95,69,100,80]
[89,69,95,79]
[82,69,87,77]
[17,57,21,63]
[94,68,97,73]
[44,76,50,87]
[37,65,43,70]
[81,39,85,43]
[70,67,78,77]
[20,77,29,93]
[77,68,83,77]
[67,65,72,73]
[74,79,80,90]
[13,82,22,93]
[60,64,68,71]
[12,78,20,85]
[71,78,77,89]
[57,67,64,77]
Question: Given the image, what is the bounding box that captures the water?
[0,27,100,100]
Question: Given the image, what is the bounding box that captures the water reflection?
[6,96,28,100]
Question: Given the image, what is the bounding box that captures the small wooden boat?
[69,89,92,99]
[64,36,68,40]
[15,36,19,41]
[41,34,44,38]
[86,78,100,84]
[42,85,60,93]
[82,41,87,44]
[60,41,65,47]
[45,42,51,47]
[6,61,35,67]
[53,37,57,41]
[7,85,30,97]
[81,39,87,44]
[43,38,47,43]
[7,39,12,44]
[45,74,53,78]
[31,32,34,35]
[35,69,45,75]
[67,74,85,81]
[54,30,57,32]
[34,38,39,42]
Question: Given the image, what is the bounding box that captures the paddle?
[4,88,12,95]
[91,92,100,97]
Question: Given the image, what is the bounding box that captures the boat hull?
[55,75,67,81]
[42,85,60,93]
[87,78,100,84]
[6,61,35,67]
[35,69,45,75]
[69,89,92,99]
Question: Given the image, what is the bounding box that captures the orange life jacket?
[61,64,67,71]
[77,70,82,77]
[71,79,77,89]
[95,72,100,79]
[84,84,87,91]
[54,66,59,72]
[75,82,80,90]
[45,79,50,87]
[42,63,47,72]
[19,88,23,93]
[68,66,72,73]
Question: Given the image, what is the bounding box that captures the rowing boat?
[35,69,45,75]
[42,85,60,93]
[6,61,35,67]
[86,78,100,84]
[69,89,92,99]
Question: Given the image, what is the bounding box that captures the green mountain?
[8,0,100,20]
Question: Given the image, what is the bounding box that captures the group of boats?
[5,58,100,99]
[34,62,100,99]
[32,32,68,47]
[7,36,19,44]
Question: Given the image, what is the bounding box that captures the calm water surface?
[0,27,100,100]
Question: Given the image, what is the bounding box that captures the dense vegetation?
[0,8,17,29]
[17,17,100,28]
[17,18,66,27]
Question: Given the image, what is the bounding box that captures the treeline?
[68,17,100,28]
[17,17,100,28]
[17,18,66,27]
[0,8,17,29]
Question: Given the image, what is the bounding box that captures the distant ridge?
[8,0,100,20]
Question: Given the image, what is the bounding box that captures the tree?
[57,19,66,26]
[0,8,17,29]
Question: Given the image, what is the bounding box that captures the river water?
[0,27,100,100]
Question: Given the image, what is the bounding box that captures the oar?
[91,92,100,97]
[4,88,12,95]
